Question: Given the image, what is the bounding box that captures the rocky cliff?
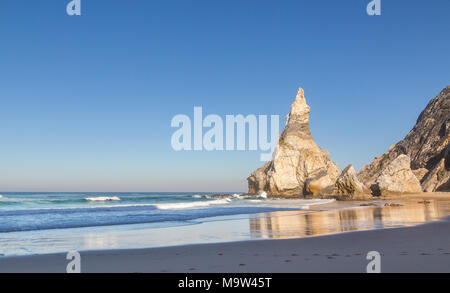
[371,154,423,195]
[247,88,340,197]
[334,164,370,198]
[358,86,450,192]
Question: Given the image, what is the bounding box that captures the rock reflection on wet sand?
[250,199,450,239]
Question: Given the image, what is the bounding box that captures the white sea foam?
[258,191,267,199]
[298,199,335,209]
[155,199,232,210]
[310,198,335,205]
[192,194,210,199]
[84,196,121,202]
[0,195,3,199]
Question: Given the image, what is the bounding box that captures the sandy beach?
[2,194,450,273]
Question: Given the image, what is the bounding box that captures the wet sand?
[1,194,450,273]
[1,217,450,273]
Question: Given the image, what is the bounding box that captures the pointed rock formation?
[334,164,370,197]
[371,155,422,196]
[358,86,450,192]
[247,88,340,197]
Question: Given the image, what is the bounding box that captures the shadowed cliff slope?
[358,86,450,192]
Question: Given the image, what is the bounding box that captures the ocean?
[0,192,333,255]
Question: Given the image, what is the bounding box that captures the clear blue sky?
[0,0,449,192]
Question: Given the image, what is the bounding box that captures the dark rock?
[358,86,450,192]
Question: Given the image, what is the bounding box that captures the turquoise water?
[0,192,335,255]
[0,192,305,233]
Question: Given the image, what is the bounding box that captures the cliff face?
[334,164,370,197]
[247,88,340,197]
[371,154,423,195]
[358,86,450,192]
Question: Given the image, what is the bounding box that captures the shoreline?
[1,216,449,273]
[1,193,447,257]
[0,193,450,250]
[1,193,450,272]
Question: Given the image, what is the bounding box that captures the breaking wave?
[155,199,232,210]
[84,196,121,202]
[191,194,210,199]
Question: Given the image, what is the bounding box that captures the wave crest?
[155,199,231,210]
[191,194,210,199]
[84,196,120,202]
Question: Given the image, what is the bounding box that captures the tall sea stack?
[247,88,340,197]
